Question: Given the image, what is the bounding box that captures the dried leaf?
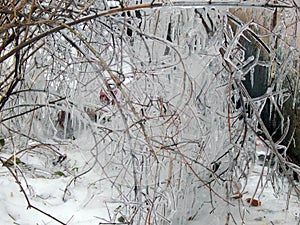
[246,198,261,206]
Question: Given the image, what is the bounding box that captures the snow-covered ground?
[243,165,299,225]
[0,136,299,225]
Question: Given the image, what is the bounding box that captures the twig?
[0,158,67,225]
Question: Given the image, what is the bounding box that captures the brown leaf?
[246,198,261,206]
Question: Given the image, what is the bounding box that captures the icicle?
[269,99,273,121]
[250,67,255,88]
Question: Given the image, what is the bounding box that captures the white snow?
[0,135,299,225]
